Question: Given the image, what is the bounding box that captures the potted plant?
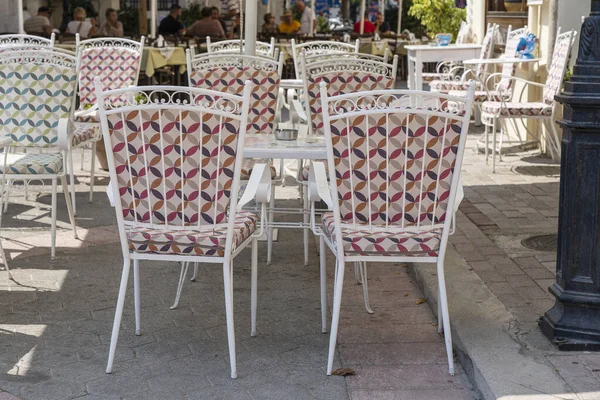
[408,0,466,40]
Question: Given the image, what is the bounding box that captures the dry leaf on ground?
[416,298,426,305]
[331,368,356,376]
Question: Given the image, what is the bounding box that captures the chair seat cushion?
[481,101,552,117]
[321,213,441,257]
[127,211,258,256]
[422,72,449,82]
[448,90,511,103]
[72,124,100,147]
[0,152,63,175]
[240,159,277,181]
[74,110,100,123]
[429,80,482,93]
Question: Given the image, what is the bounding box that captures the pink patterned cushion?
[127,211,257,256]
[189,67,280,135]
[321,213,441,256]
[543,35,572,104]
[481,101,552,117]
[422,72,448,82]
[79,47,141,107]
[72,124,100,147]
[74,111,100,123]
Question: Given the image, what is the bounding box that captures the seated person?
[23,6,52,38]
[66,7,97,39]
[353,18,375,34]
[278,10,301,34]
[212,6,227,32]
[158,4,185,36]
[262,13,277,35]
[375,12,391,35]
[98,8,124,37]
[186,7,226,38]
[229,12,241,39]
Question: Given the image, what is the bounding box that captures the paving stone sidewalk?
[0,164,477,399]
[451,133,600,396]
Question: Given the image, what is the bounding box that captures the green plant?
[181,3,203,29]
[118,4,139,37]
[316,15,330,34]
[408,0,466,40]
[385,0,426,38]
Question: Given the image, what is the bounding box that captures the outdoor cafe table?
[141,47,187,77]
[405,44,482,91]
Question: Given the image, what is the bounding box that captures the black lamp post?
[539,0,600,350]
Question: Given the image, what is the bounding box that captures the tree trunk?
[139,0,148,35]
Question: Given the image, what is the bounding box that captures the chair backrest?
[301,53,398,135]
[456,21,471,45]
[496,26,527,94]
[304,48,391,65]
[96,84,253,239]
[187,52,282,135]
[291,39,360,79]
[474,24,498,78]
[0,47,77,148]
[206,37,276,58]
[76,36,145,108]
[320,87,475,242]
[0,33,55,48]
[543,29,576,104]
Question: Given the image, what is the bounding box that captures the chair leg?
[133,259,141,336]
[68,150,77,216]
[170,262,190,310]
[80,147,85,170]
[360,262,373,314]
[50,179,57,260]
[498,119,507,162]
[484,122,489,164]
[437,286,443,334]
[3,180,10,214]
[106,258,132,374]
[223,259,237,379]
[303,188,309,266]
[60,176,78,240]
[89,142,96,203]
[267,188,274,265]
[319,236,327,333]
[492,119,498,173]
[437,258,455,375]
[251,238,258,337]
[353,262,362,284]
[327,259,346,375]
[191,262,198,282]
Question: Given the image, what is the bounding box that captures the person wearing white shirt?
[66,7,97,39]
[295,0,315,35]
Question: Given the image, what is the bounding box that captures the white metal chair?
[72,35,145,212]
[480,28,577,172]
[202,37,277,59]
[290,39,360,79]
[97,82,271,380]
[0,33,55,47]
[308,83,476,376]
[428,24,498,93]
[0,47,78,259]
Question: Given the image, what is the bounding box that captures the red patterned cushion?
[321,213,441,256]
[72,124,100,147]
[481,101,552,117]
[127,211,258,256]
[429,80,482,93]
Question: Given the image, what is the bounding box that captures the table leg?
[407,53,415,90]
[416,55,423,91]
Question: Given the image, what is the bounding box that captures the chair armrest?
[307,161,332,209]
[57,118,74,151]
[238,163,272,208]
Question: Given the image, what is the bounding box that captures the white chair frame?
[481,29,577,172]
[309,84,476,376]
[72,35,145,213]
[202,37,277,58]
[97,82,271,380]
[0,47,79,259]
[290,39,360,79]
[0,33,55,47]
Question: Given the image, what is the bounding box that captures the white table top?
[463,57,541,65]
[405,44,482,51]
[243,135,326,160]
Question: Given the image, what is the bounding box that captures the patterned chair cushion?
[448,90,511,103]
[481,101,552,117]
[422,72,450,82]
[321,213,441,256]
[189,67,280,135]
[0,62,77,148]
[429,80,482,93]
[74,110,100,123]
[72,124,100,147]
[127,211,258,256]
[0,152,63,174]
[240,160,277,180]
